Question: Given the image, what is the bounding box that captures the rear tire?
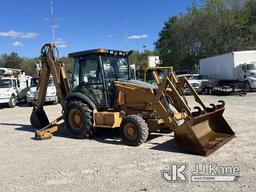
[64,101,95,139]
[8,95,16,108]
[120,115,148,146]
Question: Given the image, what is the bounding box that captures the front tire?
[120,115,149,146]
[64,101,95,139]
[8,95,16,108]
[52,97,58,105]
[245,81,251,92]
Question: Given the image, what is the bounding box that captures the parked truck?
[200,50,256,93]
[0,68,31,107]
[26,77,58,105]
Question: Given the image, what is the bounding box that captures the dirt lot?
[0,93,255,192]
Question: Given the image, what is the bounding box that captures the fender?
[66,92,96,109]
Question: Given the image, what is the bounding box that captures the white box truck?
[200,50,256,92]
[147,56,162,68]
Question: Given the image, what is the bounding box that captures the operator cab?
[68,48,133,109]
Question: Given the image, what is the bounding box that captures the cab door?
[12,79,19,96]
[72,55,107,108]
[238,64,247,81]
[101,56,118,107]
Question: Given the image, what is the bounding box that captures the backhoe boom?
[30,44,70,130]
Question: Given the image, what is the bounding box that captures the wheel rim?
[123,123,137,141]
[68,108,83,130]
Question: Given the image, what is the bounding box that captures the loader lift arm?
[115,71,235,156]
[30,44,70,138]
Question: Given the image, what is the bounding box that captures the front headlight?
[47,91,56,96]
[252,80,256,86]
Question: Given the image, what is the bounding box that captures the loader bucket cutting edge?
[174,107,235,156]
[30,108,50,129]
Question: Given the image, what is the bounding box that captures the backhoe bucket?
[174,107,235,156]
[30,108,50,129]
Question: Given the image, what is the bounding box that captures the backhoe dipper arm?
[30,43,70,129]
[35,43,70,108]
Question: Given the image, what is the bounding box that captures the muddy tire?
[8,95,16,108]
[64,101,95,139]
[120,115,148,146]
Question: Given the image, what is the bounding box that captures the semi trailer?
[200,50,256,93]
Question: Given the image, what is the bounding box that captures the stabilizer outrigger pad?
[30,108,50,129]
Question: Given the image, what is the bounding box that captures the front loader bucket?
[30,108,49,129]
[174,107,235,156]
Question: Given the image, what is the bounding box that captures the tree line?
[0,50,155,76]
[0,52,72,76]
[156,0,256,72]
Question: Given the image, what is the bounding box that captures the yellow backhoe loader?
[30,44,235,156]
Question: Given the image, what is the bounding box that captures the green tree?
[0,52,23,69]
[20,57,39,76]
[130,50,157,70]
[155,0,256,72]
[59,56,73,73]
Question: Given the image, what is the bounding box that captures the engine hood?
[0,88,13,95]
[248,70,256,78]
[28,86,56,96]
[29,87,37,92]
[116,79,158,89]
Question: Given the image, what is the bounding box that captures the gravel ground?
[0,93,255,192]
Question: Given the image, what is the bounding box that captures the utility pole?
[192,0,197,9]
[50,0,56,43]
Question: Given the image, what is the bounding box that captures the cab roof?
[0,77,16,80]
[68,48,131,58]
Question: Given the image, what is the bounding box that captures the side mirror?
[241,66,247,72]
